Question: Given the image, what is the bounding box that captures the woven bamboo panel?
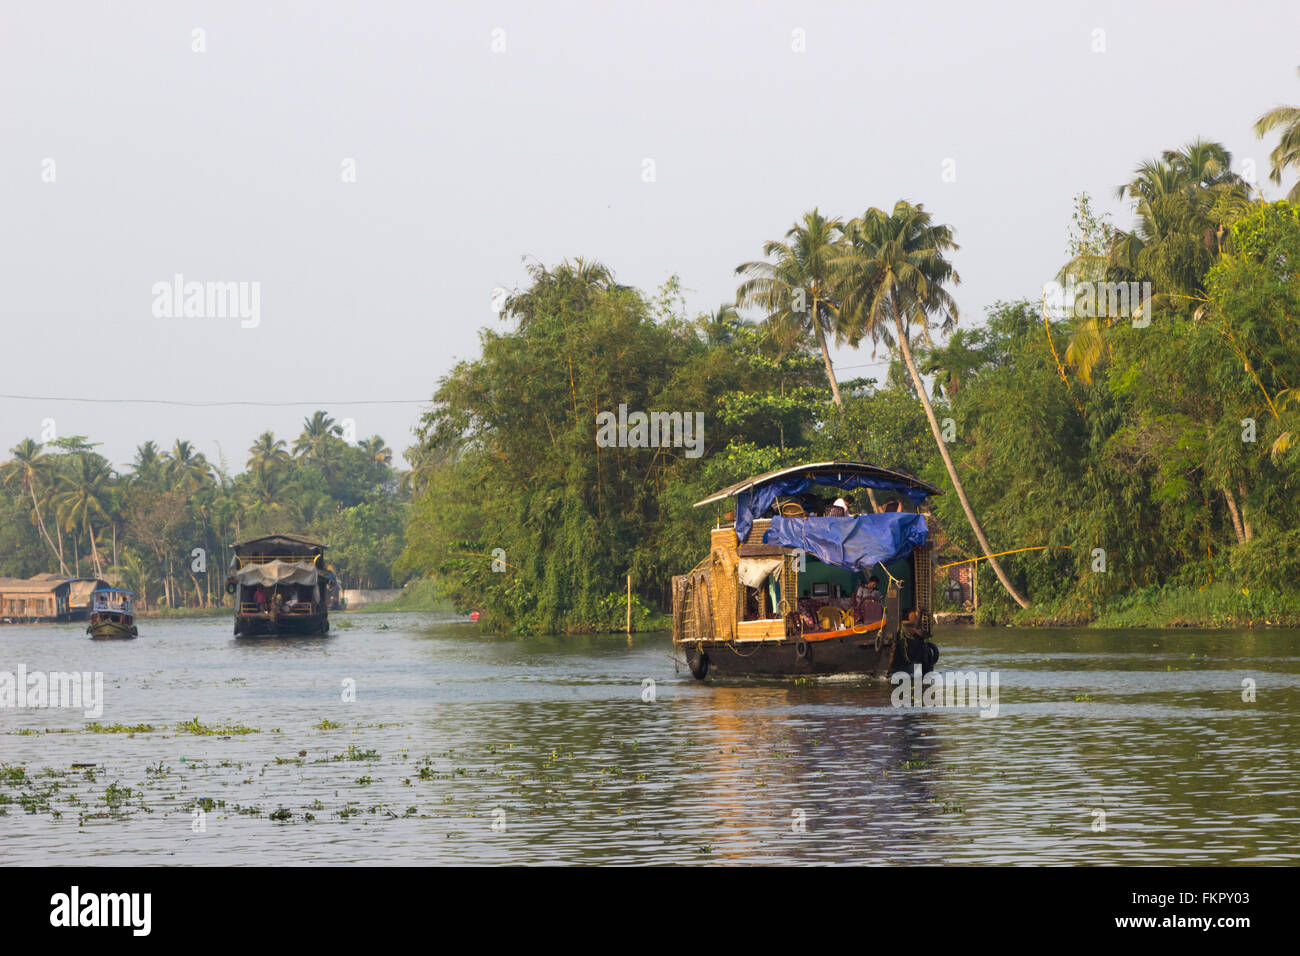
[710,547,738,641]
[779,553,798,616]
[671,574,688,643]
[691,565,714,642]
[735,618,785,641]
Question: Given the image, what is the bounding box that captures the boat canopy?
[231,534,326,557]
[693,461,942,543]
[229,560,319,588]
[762,513,929,572]
[91,588,133,612]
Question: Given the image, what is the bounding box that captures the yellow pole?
[935,545,1071,571]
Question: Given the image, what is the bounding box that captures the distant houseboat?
[672,461,942,679]
[0,575,108,624]
[225,534,336,637]
[87,588,138,639]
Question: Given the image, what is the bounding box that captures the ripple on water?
[1,616,1298,864]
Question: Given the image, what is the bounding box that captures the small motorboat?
[86,588,138,639]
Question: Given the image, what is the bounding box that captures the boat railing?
[91,596,132,613]
[238,601,316,615]
[233,553,321,567]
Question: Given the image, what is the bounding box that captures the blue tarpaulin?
[735,474,931,542]
[762,513,929,572]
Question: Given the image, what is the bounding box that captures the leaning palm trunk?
[27,484,69,575]
[88,526,103,577]
[810,294,844,406]
[892,309,1031,609]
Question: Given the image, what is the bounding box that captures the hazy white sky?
[2,0,1297,471]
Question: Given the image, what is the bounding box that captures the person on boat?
[852,576,884,623]
[254,586,267,611]
[825,496,852,517]
[901,609,923,638]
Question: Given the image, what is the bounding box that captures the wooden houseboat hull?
[87,620,137,639]
[233,612,329,638]
[684,632,937,680]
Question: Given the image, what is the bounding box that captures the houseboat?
[87,588,138,639]
[672,461,942,679]
[0,575,108,624]
[224,534,336,637]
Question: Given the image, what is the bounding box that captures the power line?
[0,394,429,407]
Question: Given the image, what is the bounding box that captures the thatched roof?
[0,576,69,595]
[231,534,327,556]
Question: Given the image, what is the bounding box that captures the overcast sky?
[2,0,1297,472]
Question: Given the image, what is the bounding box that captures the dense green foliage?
[402,172,1300,631]
[9,79,1299,631]
[0,416,405,609]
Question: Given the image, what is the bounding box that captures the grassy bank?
[346,579,455,614]
[976,582,1300,628]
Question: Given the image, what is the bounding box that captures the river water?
[1,612,1297,865]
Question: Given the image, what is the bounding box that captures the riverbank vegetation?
[6,77,1300,632]
[400,75,1300,632]
[0,414,406,609]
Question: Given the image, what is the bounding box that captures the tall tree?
[164,440,213,492]
[1254,67,1300,202]
[247,431,291,473]
[836,200,1031,608]
[294,411,343,465]
[53,454,113,577]
[735,209,847,406]
[1,439,69,574]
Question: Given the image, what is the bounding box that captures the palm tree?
[695,303,751,347]
[835,201,1031,608]
[358,436,393,467]
[53,455,113,577]
[1254,68,1300,202]
[294,411,342,463]
[1055,142,1251,385]
[920,328,986,401]
[1110,139,1250,299]
[247,431,291,473]
[164,440,213,492]
[131,441,165,487]
[239,465,303,527]
[736,209,848,405]
[1,439,69,573]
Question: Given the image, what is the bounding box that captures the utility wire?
[0,394,428,407]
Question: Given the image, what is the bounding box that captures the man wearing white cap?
[826,496,852,517]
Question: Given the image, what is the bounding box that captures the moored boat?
[672,461,942,679]
[86,588,139,639]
